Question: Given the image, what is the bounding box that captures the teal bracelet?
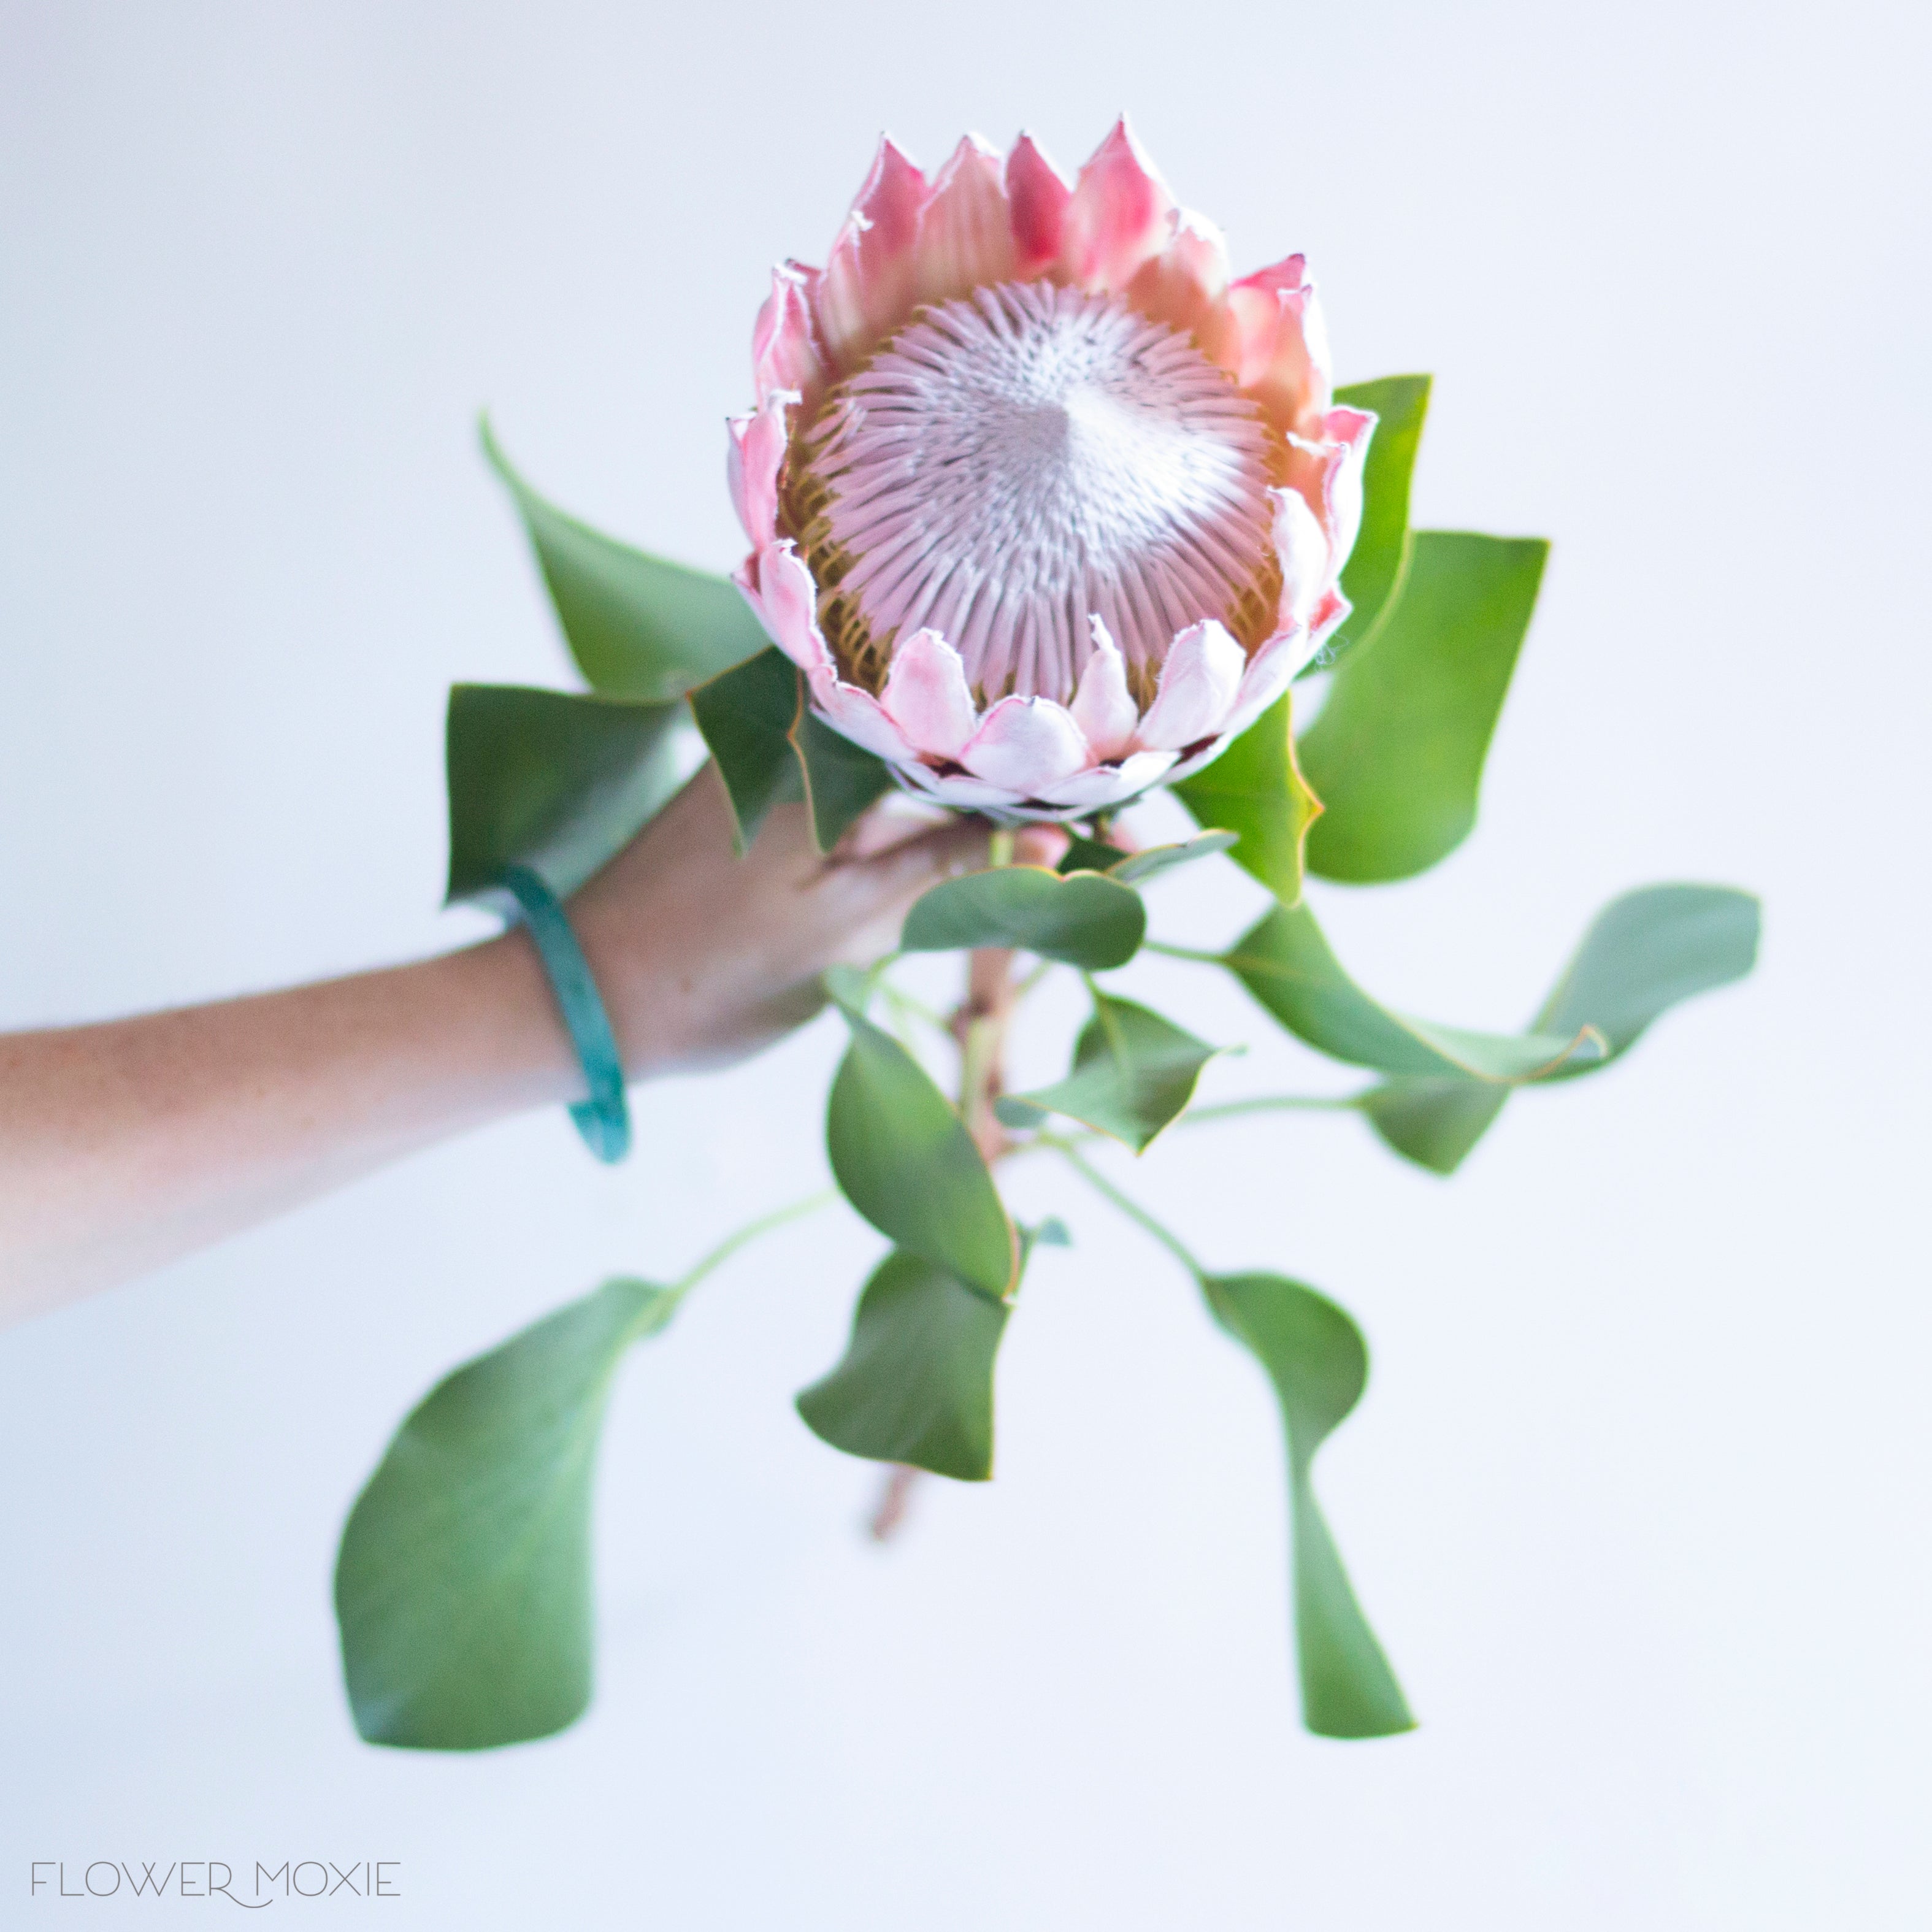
[498,864,632,1163]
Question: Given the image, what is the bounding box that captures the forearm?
[0,931,578,1327]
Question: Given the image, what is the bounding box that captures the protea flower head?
[729,120,1372,822]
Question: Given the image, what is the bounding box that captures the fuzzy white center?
[803,282,1275,702]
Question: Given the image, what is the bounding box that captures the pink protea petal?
[1059,117,1177,293]
[1270,484,1333,631]
[1067,618,1138,760]
[737,542,832,675]
[1036,749,1178,809]
[752,264,826,408]
[1229,256,1332,439]
[880,627,980,759]
[1308,585,1351,651]
[726,390,793,547]
[1126,210,1238,367]
[1283,406,1375,580]
[815,138,932,374]
[960,695,1092,793]
[808,665,918,762]
[1217,624,1317,743]
[1135,619,1247,750]
[913,135,1018,309]
[1006,133,1072,276]
[895,761,1029,811]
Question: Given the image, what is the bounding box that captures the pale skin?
[0,767,988,1332]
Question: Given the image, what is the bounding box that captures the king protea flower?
[729,120,1372,822]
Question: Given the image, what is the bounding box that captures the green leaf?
[1363,883,1761,1173]
[1202,1273,1414,1739]
[902,865,1146,968]
[1057,830,1240,884]
[334,1276,671,1750]
[827,1007,1016,1300]
[444,683,694,905]
[688,645,805,854]
[482,418,767,701]
[995,994,1221,1152]
[795,1250,1010,1480]
[791,708,894,853]
[1224,899,1606,1080]
[1173,691,1323,906]
[1300,532,1548,883]
[1324,375,1433,668]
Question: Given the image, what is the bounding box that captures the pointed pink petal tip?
[1135,621,1246,751]
[880,628,980,759]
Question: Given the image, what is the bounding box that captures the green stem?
[667,1189,836,1300]
[1141,938,1225,965]
[1044,1137,1205,1279]
[1183,1093,1367,1123]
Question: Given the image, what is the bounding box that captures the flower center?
[794,282,1276,703]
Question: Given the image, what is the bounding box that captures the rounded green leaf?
[444,684,696,905]
[901,865,1146,968]
[1057,830,1238,883]
[1203,1273,1414,1739]
[334,1277,670,1751]
[483,419,767,701]
[826,1009,1016,1300]
[1301,531,1548,883]
[795,1251,1010,1481]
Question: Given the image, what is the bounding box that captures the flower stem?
[1043,1135,1205,1281]
[669,1189,836,1298]
[1141,938,1225,965]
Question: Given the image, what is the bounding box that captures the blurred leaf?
[827,1007,1016,1300]
[1364,884,1761,1173]
[902,866,1146,968]
[791,708,894,853]
[1322,374,1433,668]
[1301,532,1547,883]
[1059,830,1240,884]
[334,1277,672,1750]
[1024,1216,1072,1250]
[444,683,695,905]
[1225,899,1605,1080]
[996,994,1221,1152]
[483,418,766,700]
[795,1251,1010,1480]
[1202,1273,1414,1739]
[1173,692,1322,905]
[689,645,805,854]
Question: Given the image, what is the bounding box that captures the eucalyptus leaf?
[1363,883,1761,1172]
[1301,532,1547,883]
[483,419,767,700]
[902,866,1146,968]
[1202,1272,1414,1739]
[444,683,697,905]
[826,1007,1016,1300]
[996,994,1221,1152]
[1224,899,1605,1080]
[1173,691,1322,906]
[795,1251,1010,1480]
[1057,830,1240,884]
[688,645,805,854]
[791,708,894,853]
[334,1276,673,1750]
[1324,374,1432,668]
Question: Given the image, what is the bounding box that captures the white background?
[2,1,1926,1923]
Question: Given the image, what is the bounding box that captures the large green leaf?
[483,420,767,701]
[1202,1273,1414,1739]
[795,1250,1010,1480]
[1363,883,1761,1173]
[1173,691,1323,906]
[1057,830,1238,884]
[1224,899,1606,1080]
[334,1276,672,1750]
[1301,532,1547,883]
[826,1005,1016,1300]
[688,645,805,854]
[791,708,894,853]
[902,866,1146,968]
[444,683,694,905]
[1326,374,1433,665]
[995,994,1221,1152]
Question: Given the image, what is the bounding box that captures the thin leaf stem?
[1043,1136,1204,1279]
[667,1189,837,1300]
[987,827,1018,868]
[1184,1093,1367,1122]
[1141,938,1225,965]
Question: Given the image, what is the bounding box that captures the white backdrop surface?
[2,1,1927,1924]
